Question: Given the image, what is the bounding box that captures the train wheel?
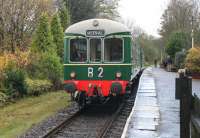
[78,92,86,109]
[70,92,74,101]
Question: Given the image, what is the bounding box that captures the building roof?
[65,19,130,36]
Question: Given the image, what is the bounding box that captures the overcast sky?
[118,0,169,37]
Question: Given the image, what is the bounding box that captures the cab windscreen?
[104,38,123,62]
[90,38,101,62]
[70,38,87,62]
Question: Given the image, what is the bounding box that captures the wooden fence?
[176,72,200,138]
[191,94,200,138]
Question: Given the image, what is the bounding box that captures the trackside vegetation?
[0,13,63,105]
[0,91,69,138]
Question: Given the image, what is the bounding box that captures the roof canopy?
[65,19,130,36]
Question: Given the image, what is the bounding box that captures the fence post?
[175,71,192,138]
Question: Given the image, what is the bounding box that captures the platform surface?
[122,67,180,138]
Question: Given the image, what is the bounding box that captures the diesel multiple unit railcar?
[64,19,143,107]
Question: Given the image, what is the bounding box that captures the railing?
[175,71,200,138]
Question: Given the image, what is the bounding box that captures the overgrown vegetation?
[3,66,27,98]
[26,79,52,96]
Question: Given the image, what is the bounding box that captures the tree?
[59,4,71,29]
[63,0,96,23]
[159,0,200,46]
[122,19,162,64]
[96,0,120,19]
[32,13,55,53]
[122,19,144,38]
[166,31,190,59]
[63,0,119,23]
[137,34,160,64]
[0,0,56,53]
[51,14,64,60]
[185,47,200,73]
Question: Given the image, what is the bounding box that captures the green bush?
[166,31,190,59]
[27,51,62,88]
[39,52,62,89]
[3,65,27,98]
[26,78,52,96]
[175,50,186,69]
[185,47,200,73]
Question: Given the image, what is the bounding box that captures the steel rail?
[42,109,82,138]
[97,102,125,138]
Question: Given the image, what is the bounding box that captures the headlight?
[70,72,76,79]
[116,72,122,79]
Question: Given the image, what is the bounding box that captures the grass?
[0,91,70,138]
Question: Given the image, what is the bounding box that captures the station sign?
[86,30,105,37]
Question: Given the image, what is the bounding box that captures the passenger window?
[70,38,87,62]
[90,39,101,62]
[104,38,123,62]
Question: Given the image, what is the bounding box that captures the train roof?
[65,19,130,36]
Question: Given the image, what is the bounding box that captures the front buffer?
[64,80,129,106]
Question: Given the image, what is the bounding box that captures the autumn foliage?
[185,47,200,73]
[0,50,30,81]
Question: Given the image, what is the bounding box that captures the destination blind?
[86,30,105,37]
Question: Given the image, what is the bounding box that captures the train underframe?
[64,80,130,107]
[64,72,141,108]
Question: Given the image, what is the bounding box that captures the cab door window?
[104,38,123,62]
[70,38,87,62]
[90,39,101,62]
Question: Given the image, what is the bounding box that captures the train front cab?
[63,19,136,106]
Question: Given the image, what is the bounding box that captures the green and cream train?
[64,19,143,106]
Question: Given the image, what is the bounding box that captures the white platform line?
[121,67,160,138]
[121,69,145,138]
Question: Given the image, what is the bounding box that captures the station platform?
[122,67,180,138]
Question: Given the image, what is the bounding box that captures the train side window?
[70,38,87,62]
[90,39,101,62]
[104,38,123,62]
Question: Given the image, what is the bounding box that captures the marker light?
[116,72,122,79]
[70,72,76,79]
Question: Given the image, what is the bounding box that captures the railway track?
[42,102,118,138]
[41,79,138,138]
[42,109,83,138]
[99,82,138,138]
